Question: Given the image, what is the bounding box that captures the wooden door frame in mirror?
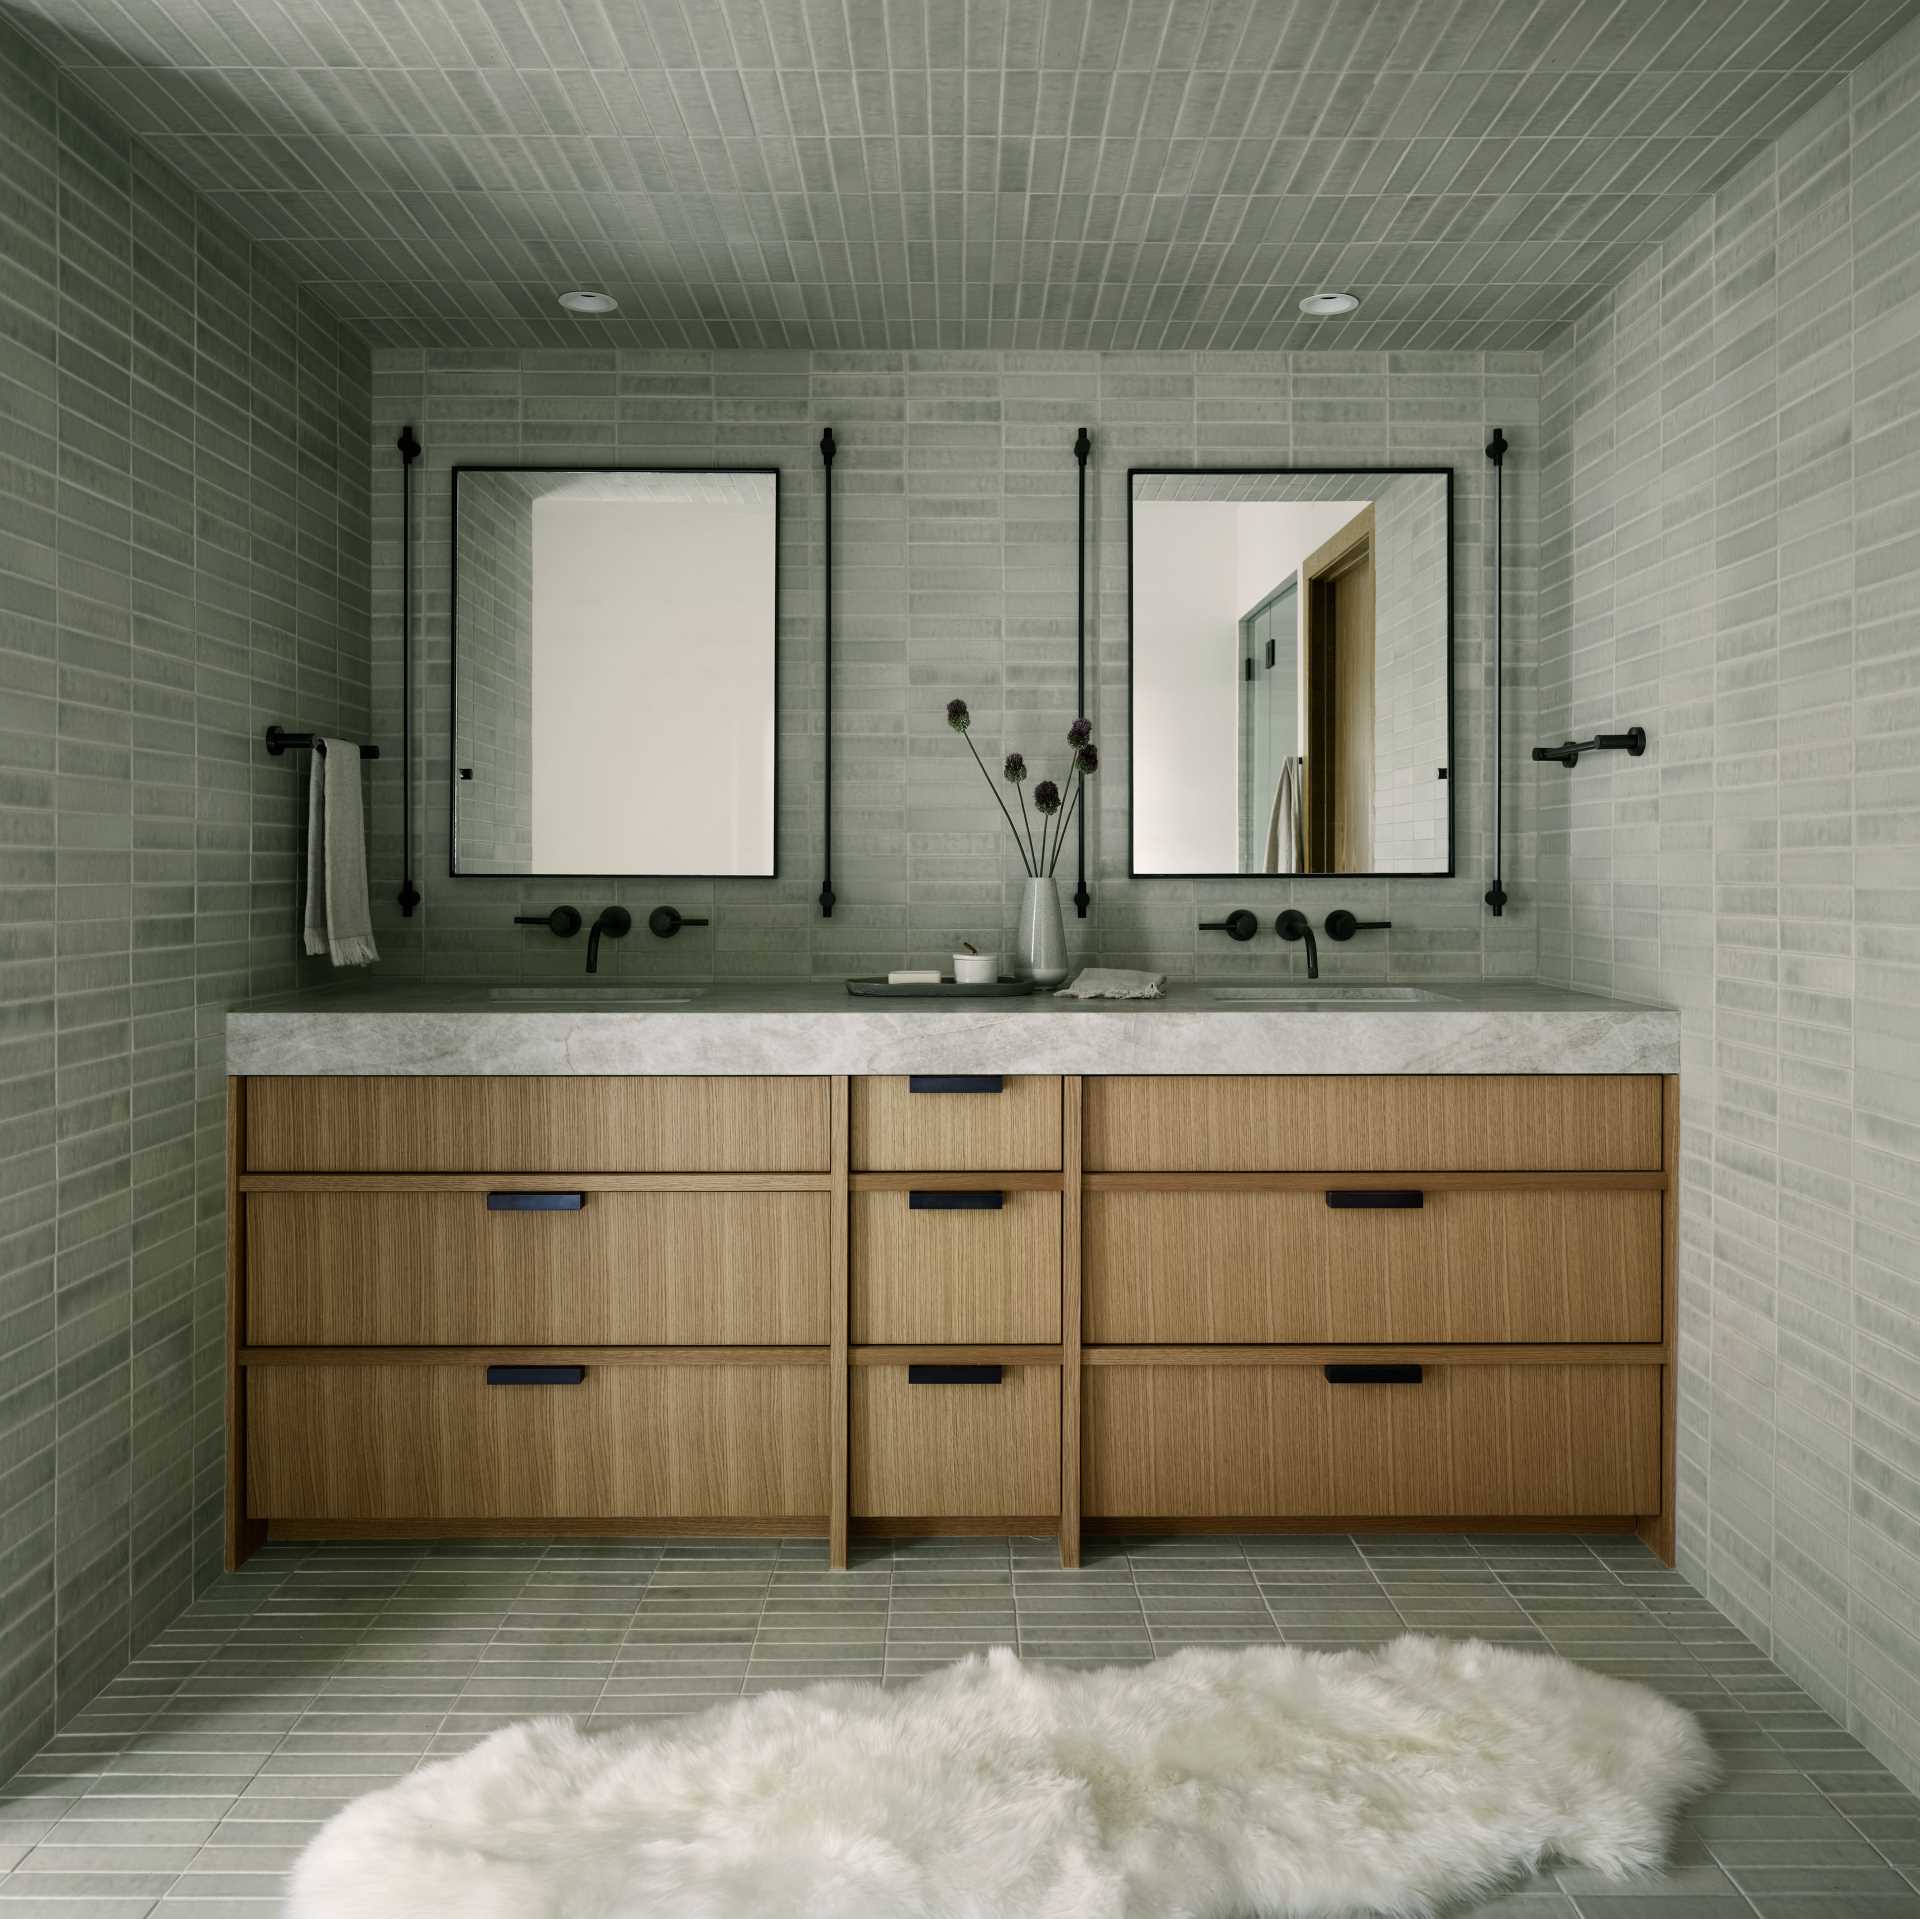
[446,463,783,883]
[1124,464,1456,881]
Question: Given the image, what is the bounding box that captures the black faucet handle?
[514,906,582,938]
[1199,909,1259,941]
[647,906,709,939]
[1325,910,1391,941]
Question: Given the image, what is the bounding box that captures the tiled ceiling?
[10,0,1920,350]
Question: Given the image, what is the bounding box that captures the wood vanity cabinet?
[228,1071,1676,1570]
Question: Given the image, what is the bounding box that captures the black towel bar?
[1532,726,1645,769]
[266,726,378,760]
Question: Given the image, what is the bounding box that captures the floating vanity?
[225,982,1679,1572]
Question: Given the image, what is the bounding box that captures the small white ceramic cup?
[953,951,998,984]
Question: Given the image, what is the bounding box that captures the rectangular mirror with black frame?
[1129,468,1452,878]
[450,466,779,879]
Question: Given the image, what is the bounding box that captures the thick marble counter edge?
[225,982,1679,1077]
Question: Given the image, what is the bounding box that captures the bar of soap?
[887,969,944,985]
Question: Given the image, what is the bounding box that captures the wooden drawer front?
[1084,1076,1661,1172]
[852,1190,1061,1344]
[851,1076,1061,1171]
[1084,1189,1660,1344]
[245,1077,830,1173]
[852,1365,1061,1517]
[1084,1363,1660,1518]
[247,1362,829,1519]
[247,1191,830,1346]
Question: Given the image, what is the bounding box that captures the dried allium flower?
[1067,717,1093,748]
[1003,752,1027,782]
[946,698,971,732]
[1075,743,1099,775]
[1033,779,1063,814]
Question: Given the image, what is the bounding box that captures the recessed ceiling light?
[558,289,618,315]
[1299,291,1359,317]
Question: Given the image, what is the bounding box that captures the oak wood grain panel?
[247,1362,829,1519]
[246,1190,830,1346]
[1083,1076,1662,1173]
[273,1517,820,1540]
[1639,1074,1680,1565]
[226,1080,264,1569]
[245,1346,824,1366]
[245,1076,830,1173]
[1083,1363,1660,1518]
[1059,1075,1084,1569]
[851,1189,1061,1344]
[828,1076,851,1571]
[1083,1188,1661,1343]
[851,1365,1061,1517]
[850,1076,1062,1171]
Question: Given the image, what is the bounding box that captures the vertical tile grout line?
[603,1537,665,1728]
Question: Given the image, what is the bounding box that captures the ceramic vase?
[1017,875,1070,987]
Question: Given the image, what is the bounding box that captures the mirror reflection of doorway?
[1302,505,1376,872]
[1238,580,1298,871]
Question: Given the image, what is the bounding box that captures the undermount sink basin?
[485,987,705,1005]
[1206,985,1452,1005]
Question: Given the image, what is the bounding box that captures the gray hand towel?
[1263,754,1304,875]
[1054,968,1166,999]
[303,740,379,966]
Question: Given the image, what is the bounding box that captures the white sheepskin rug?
[289,1635,1714,1918]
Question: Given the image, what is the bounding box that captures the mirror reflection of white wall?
[1134,496,1368,872]
[1130,472,1450,878]
[452,470,777,878]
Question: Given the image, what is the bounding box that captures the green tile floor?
[2,1533,1916,1916]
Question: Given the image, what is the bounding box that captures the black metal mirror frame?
[1124,463,1457,882]
[446,462,783,884]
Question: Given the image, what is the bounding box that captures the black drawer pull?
[907,1364,1004,1385]
[486,1365,586,1386]
[909,1190,1004,1212]
[1325,1189,1424,1210]
[907,1074,1004,1094]
[487,1192,585,1212]
[1324,1364,1424,1386]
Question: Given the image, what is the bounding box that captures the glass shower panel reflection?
[1238,584,1299,872]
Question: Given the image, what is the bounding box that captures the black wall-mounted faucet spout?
[1275,909,1319,979]
[585,906,631,974]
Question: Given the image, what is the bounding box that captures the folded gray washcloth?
[1054,968,1166,1000]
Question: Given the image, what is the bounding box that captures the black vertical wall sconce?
[1484,424,1509,918]
[396,423,422,918]
[1073,425,1092,919]
[818,426,836,918]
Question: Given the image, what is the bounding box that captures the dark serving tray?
[845,976,1037,998]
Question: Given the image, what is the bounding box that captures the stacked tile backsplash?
[1539,12,1920,1793]
[0,21,370,1782]
[366,349,1539,984]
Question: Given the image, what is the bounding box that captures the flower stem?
[961,731,1033,875]
[1015,784,1037,872]
[1052,772,1082,879]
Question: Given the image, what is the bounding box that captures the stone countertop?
[225,979,1678,1077]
